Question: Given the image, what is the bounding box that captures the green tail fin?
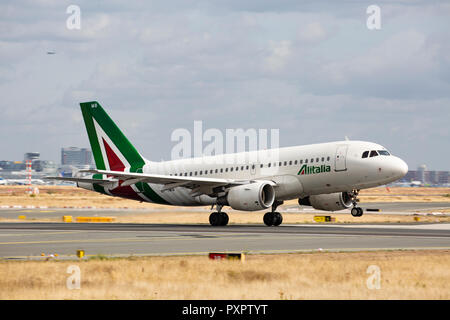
[80,101,146,172]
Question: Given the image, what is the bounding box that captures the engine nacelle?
[298,192,353,211]
[225,181,275,211]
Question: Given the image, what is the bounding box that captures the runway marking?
[0,231,86,237]
[0,232,442,247]
[0,234,330,246]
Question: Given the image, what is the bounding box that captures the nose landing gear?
[350,189,364,217]
[351,206,364,217]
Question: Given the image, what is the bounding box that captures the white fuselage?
[136,140,408,206]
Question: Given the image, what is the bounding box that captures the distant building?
[400,169,449,185]
[417,164,427,184]
[24,152,40,162]
[0,161,25,171]
[61,147,93,167]
[32,160,57,173]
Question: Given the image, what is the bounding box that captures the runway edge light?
[76,250,85,259]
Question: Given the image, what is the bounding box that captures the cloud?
[0,0,449,170]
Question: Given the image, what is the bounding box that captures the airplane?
[47,101,408,226]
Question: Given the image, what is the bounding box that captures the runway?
[1,201,449,220]
[1,222,449,260]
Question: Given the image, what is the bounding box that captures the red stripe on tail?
[102,138,125,172]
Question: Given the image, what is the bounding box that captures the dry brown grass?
[0,185,166,209]
[1,250,449,299]
[1,186,449,210]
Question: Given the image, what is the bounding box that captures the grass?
[1,186,450,210]
[0,250,449,299]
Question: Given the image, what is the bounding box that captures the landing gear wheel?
[209,212,229,226]
[263,212,275,226]
[263,212,283,226]
[273,212,283,226]
[351,207,364,217]
[220,212,229,226]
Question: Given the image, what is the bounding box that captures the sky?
[0,0,449,170]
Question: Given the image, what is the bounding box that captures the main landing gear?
[263,200,284,227]
[209,205,229,226]
[350,189,364,217]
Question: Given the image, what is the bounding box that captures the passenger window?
[370,150,378,157]
[230,167,233,172]
[294,160,298,165]
[327,156,330,161]
[215,169,218,173]
[305,159,308,164]
[252,165,255,169]
[300,160,303,164]
[236,167,239,171]
[225,168,228,172]
[241,166,244,170]
[289,161,292,165]
[200,171,203,175]
[311,158,314,163]
[316,158,319,162]
[321,157,324,162]
[279,162,282,166]
[246,165,249,170]
[362,151,369,158]
[189,172,192,176]
[268,163,271,167]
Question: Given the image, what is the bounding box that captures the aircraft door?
[335,145,348,172]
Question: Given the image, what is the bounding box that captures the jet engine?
[223,181,275,211]
[298,192,353,211]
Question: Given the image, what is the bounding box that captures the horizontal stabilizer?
[44,176,117,184]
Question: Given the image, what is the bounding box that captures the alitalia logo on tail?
[297,164,331,175]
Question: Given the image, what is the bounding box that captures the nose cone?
[394,157,408,179]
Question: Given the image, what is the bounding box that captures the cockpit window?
[362,151,369,158]
[378,150,390,156]
[370,150,379,157]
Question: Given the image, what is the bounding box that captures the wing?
[46,169,258,197]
